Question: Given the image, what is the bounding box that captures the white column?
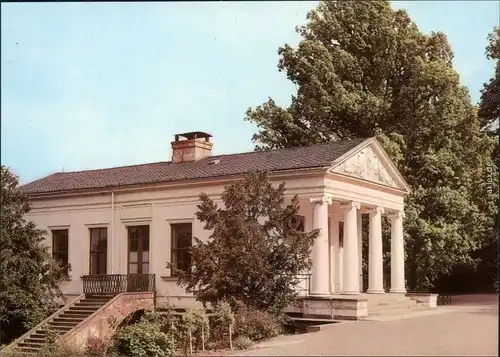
[329,211,339,293]
[367,207,384,293]
[310,196,332,295]
[357,211,363,292]
[341,201,360,294]
[390,211,406,293]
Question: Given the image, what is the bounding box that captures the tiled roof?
[19,138,367,195]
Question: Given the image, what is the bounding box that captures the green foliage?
[40,323,59,345]
[479,26,499,133]
[174,171,319,312]
[85,336,108,357]
[37,340,85,357]
[212,301,235,327]
[111,320,174,357]
[233,336,253,350]
[2,340,85,357]
[0,166,67,343]
[184,308,210,336]
[244,0,498,290]
[233,305,284,342]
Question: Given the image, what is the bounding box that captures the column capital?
[389,211,405,219]
[340,201,360,210]
[368,206,385,214]
[310,196,333,205]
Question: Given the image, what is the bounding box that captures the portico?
[300,137,412,300]
[309,197,406,296]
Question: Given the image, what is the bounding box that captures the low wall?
[64,292,154,348]
[406,293,438,308]
[286,296,368,320]
[157,295,203,310]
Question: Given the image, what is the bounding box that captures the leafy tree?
[173,171,318,313]
[0,166,66,344]
[474,26,500,292]
[479,27,500,135]
[245,0,497,290]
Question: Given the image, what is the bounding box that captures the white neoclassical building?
[21,131,422,318]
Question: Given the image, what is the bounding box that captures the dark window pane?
[175,250,190,263]
[128,225,150,272]
[130,236,138,252]
[172,223,192,249]
[98,237,107,251]
[177,260,190,272]
[171,223,192,276]
[89,228,107,275]
[142,236,149,251]
[52,230,69,275]
[90,254,98,275]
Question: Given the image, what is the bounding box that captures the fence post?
[153,274,157,312]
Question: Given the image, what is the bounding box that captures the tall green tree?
[474,26,500,292]
[173,171,318,313]
[0,166,66,344]
[245,0,497,290]
[479,27,500,135]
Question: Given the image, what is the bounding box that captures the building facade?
[20,132,411,305]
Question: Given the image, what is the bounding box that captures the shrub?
[85,336,108,357]
[1,345,25,357]
[210,301,235,347]
[233,336,253,350]
[233,305,284,341]
[111,321,174,357]
[1,341,85,357]
[38,340,85,357]
[183,308,210,352]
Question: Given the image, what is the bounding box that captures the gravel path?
[232,294,498,356]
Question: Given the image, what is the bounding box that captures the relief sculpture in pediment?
[333,146,396,187]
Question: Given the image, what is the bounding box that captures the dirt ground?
[228,293,499,356]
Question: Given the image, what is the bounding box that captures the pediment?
[329,140,410,192]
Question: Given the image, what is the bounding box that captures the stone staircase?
[13,294,115,355]
[363,293,430,318]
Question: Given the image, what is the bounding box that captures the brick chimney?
[171,131,213,163]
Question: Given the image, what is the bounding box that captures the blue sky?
[1,1,499,184]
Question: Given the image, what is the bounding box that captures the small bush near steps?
[110,320,174,357]
[234,336,253,350]
[233,305,285,342]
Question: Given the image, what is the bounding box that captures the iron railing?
[292,274,311,296]
[81,274,155,295]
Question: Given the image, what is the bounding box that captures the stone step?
[53,316,85,323]
[68,306,99,312]
[364,296,414,303]
[79,298,110,303]
[370,300,418,308]
[369,303,420,313]
[18,340,44,348]
[73,302,106,308]
[15,346,40,353]
[61,310,94,317]
[367,306,431,317]
[47,325,73,332]
[49,320,78,327]
[24,336,46,343]
[23,339,47,346]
